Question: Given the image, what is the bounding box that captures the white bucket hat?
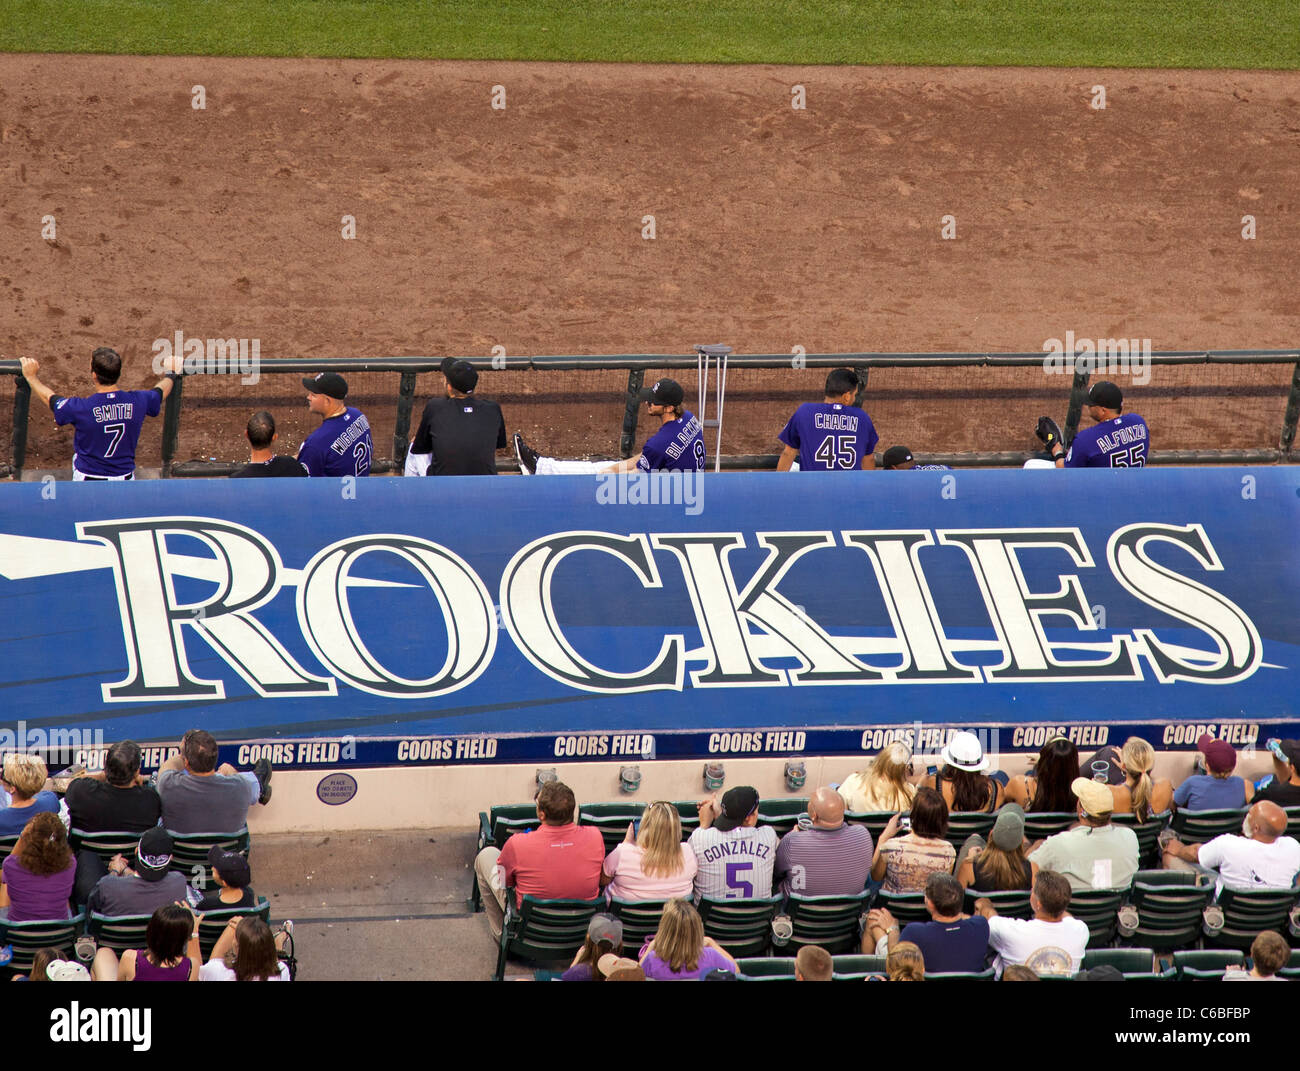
[941,731,989,772]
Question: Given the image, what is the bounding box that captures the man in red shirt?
[474,781,605,939]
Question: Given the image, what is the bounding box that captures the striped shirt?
[689,825,779,902]
[774,823,874,897]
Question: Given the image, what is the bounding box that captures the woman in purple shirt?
[0,812,75,922]
[639,899,738,980]
[90,902,200,981]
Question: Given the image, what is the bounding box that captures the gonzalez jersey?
[298,407,373,477]
[778,402,879,471]
[639,411,706,472]
[688,825,779,902]
[51,389,162,478]
[1065,413,1149,468]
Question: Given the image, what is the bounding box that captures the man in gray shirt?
[85,828,195,916]
[157,729,272,835]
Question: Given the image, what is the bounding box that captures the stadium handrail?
[3,349,1297,478]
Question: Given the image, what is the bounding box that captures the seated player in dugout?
[514,377,705,475]
[404,358,508,476]
[19,346,184,480]
[231,411,308,478]
[1034,381,1149,468]
[881,445,950,471]
[776,368,878,471]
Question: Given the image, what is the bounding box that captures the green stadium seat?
[1283,807,1300,843]
[873,890,930,925]
[697,896,780,958]
[736,957,797,980]
[781,891,871,956]
[1172,949,1246,981]
[943,812,997,851]
[756,798,809,838]
[1082,947,1158,976]
[963,889,1032,920]
[1112,811,1170,867]
[0,911,85,976]
[927,968,996,980]
[830,954,886,980]
[672,801,701,838]
[471,804,540,910]
[1279,950,1300,980]
[196,897,272,961]
[1205,885,1300,952]
[1068,887,1128,947]
[578,802,646,854]
[1169,808,1248,845]
[1021,812,1077,842]
[0,834,18,865]
[493,895,604,981]
[68,828,146,867]
[844,811,894,846]
[1120,870,1213,952]
[166,828,250,880]
[606,898,669,955]
[87,911,152,954]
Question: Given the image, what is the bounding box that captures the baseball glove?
[1035,416,1063,448]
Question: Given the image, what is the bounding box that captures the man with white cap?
[1026,778,1139,891]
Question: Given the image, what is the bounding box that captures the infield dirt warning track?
[1,56,1298,466]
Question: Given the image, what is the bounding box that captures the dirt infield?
[1,56,1298,467]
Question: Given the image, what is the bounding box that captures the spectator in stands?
[21,947,72,982]
[1162,800,1300,894]
[90,902,201,981]
[1223,931,1290,982]
[601,801,697,902]
[688,786,779,902]
[864,872,989,973]
[231,411,308,478]
[1027,778,1138,890]
[974,870,1089,977]
[562,914,624,981]
[639,898,738,980]
[1093,737,1174,820]
[871,787,955,893]
[157,729,272,835]
[196,847,257,911]
[885,941,925,980]
[473,781,605,940]
[1172,734,1252,811]
[85,828,194,917]
[923,732,1004,813]
[1255,739,1300,808]
[837,742,916,813]
[65,741,161,833]
[1005,737,1079,813]
[0,812,76,922]
[0,754,61,836]
[774,786,873,897]
[1001,964,1040,981]
[201,915,291,981]
[795,944,833,981]
[957,804,1032,891]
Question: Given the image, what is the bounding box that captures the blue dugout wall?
[0,468,1296,771]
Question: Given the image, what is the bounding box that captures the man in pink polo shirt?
[474,781,605,939]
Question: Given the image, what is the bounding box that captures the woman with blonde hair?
[1106,738,1173,820]
[886,941,925,981]
[0,754,61,836]
[601,801,698,902]
[838,742,916,813]
[639,898,737,980]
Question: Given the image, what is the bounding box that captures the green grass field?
[0,0,1296,68]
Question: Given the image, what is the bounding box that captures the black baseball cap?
[302,372,348,400]
[1086,380,1123,410]
[136,827,174,881]
[440,357,478,394]
[208,845,252,888]
[713,785,759,832]
[641,378,684,407]
[881,446,914,469]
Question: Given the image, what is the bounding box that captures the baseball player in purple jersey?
[777,368,879,471]
[19,347,182,480]
[1036,381,1150,469]
[881,445,950,471]
[298,372,374,477]
[514,377,705,474]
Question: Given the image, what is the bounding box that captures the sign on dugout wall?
[0,469,1296,770]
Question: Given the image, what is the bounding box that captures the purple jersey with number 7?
[51,389,163,478]
[779,402,879,471]
[638,411,706,472]
[1064,413,1149,468]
